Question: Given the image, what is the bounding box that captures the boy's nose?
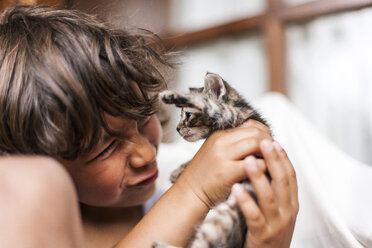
[129,135,156,168]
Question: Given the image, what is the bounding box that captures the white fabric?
[157,92,372,247]
[256,93,372,247]
[286,8,372,165]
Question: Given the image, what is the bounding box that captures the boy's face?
[60,114,162,207]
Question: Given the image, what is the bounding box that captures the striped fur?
[153,73,268,248]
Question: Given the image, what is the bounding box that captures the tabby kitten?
[153,72,269,248]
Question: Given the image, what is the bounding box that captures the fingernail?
[261,140,273,152]
[232,183,245,196]
[245,156,257,171]
[273,141,282,152]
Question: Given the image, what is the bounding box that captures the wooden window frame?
[164,0,372,94]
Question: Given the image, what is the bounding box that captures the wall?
[72,0,169,35]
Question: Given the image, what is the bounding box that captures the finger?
[260,140,292,209]
[233,158,267,182]
[272,142,299,213]
[226,137,263,160]
[217,126,272,145]
[244,156,279,220]
[231,183,265,229]
[254,158,267,173]
[223,131,273,159]
[239,119,271,135]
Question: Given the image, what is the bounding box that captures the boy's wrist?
[172,176,210,211]
[119,176,211,247]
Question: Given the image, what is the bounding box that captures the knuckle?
[237,138,260,153]
[282,212,294,226]
[293,201,300,214]
[265,195,277,206]
[250,138,261,149]
[245,119,256,127]
[249,127,261,137]
[279,147,289,159]
[290,168,297,180]
[262,228,279,242]
[263,126,272,136]
[277,176,290,188]
[256,159,267,172]
[250,211,262,223]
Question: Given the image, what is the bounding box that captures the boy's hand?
[232,140,299,248]
[175,119,272,208]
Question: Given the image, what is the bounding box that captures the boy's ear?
[203,72,226,99]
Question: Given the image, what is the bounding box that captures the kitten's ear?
[204,73,226,99]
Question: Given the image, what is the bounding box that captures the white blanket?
[157,93,372,248]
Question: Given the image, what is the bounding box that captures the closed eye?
[185,112,191,120]
[97,140,117,158]
[88,140,117,163]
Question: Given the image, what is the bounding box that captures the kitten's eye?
[185,112,191,120]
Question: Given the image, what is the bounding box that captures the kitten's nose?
[176,127,180,132]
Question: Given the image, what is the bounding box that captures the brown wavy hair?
[0,5,174,159]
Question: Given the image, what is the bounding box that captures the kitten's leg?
[187,182,254,248]
[188,196,246,248]
[159,91,204,111]
[152,241,181,248]
[153,185,253,248]
[170,161,189,184]
[160,90,239,126]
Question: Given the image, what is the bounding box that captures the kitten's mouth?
[182,133,199,140]
[182,134,194,139]
[182,133,201,142]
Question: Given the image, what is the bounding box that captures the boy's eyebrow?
[85,132,114,164]
[98,132,113,148]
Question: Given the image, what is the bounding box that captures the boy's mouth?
[134,169,158,187]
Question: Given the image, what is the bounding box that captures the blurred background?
[1,0,371,165]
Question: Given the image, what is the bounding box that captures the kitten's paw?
[152,241,180,248]
[152,241,166,248]
[159,90,176,104]
[170,162,188,184]
[159,91,200,110]
[169,167,182,183]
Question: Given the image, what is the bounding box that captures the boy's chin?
[115,184,157,207]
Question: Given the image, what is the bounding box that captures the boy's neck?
[79,203,143,248]
[79,203,143,223]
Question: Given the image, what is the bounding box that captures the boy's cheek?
[75,175,127,206]
[144,115,162,147]
[58,159,122,204]
[77,180,156,207]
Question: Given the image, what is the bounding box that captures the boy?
[0,5,298,248]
